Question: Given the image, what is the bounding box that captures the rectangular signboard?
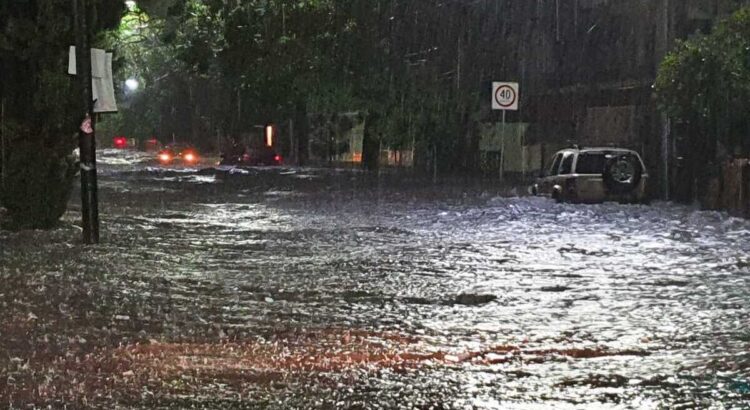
[492,82,519,111]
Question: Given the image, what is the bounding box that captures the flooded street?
[1,150,749,409]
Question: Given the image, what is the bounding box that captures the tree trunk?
[294,100,309,166]
[362,112,380,171]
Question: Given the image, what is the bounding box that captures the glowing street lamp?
[125,78,139,91]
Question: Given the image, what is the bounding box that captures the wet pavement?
[1,149,749,409]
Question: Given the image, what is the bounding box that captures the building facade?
[490,0,749,197]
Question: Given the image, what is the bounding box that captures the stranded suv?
[531,146,648,204]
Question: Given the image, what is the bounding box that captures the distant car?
[531,146,648,204]
[157,143,201,166]
[144,138,163,152]
[220,146,282,166]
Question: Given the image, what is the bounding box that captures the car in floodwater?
[220,145,282,167]
[243,147,283,166]
[156,143,201,166]
[531,146,648,204]
[219,124,283,167]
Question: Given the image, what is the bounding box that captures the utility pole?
[73,0,100,244]
[555,0,561,42]
[1,98,5,192]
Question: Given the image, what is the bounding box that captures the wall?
[479,122,542,176]
[492,0,750,198]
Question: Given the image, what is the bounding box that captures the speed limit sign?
[492,82,519,111]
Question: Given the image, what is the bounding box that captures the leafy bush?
[656,7,750,155]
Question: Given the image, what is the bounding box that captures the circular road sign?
[494,84,517,109]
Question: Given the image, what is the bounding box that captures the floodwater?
[1,149,749,409]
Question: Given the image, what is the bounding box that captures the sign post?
[492,82,519,181]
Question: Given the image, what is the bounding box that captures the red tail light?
[114,137,127,148]
[158,152,172,163]
[274,155,282,163]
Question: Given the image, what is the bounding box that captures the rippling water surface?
[2,149,749,408]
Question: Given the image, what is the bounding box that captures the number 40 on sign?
[492,82,519,111]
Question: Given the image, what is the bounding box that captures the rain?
[2,0,750,408]
[1,151,749,407]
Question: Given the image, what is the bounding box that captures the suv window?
[548,154,563,176]
[575,152,607,174]
[560,153,574,174]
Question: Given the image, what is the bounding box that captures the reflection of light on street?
[8,159,750,406]
[54,329,649,403]
[196,203,291,232]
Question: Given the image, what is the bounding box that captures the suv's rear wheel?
[603,153,643,195]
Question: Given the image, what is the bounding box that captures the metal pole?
[289,118,295,165]
[378,139,382,170]
[433,145,437,184]
[74,0,100,244]
[660,0,671,201]
[662,116,671,200]
[1,97,5,191]
[411,134,415,170]
[521,128,526,180]
[555,0,561,42]
[501,113,506,181]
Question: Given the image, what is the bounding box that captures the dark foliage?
[0,0,125,229]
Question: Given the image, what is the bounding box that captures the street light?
[125,78,139,91]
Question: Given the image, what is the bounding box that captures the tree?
[107,0,516,174]
[0,0,125,229]
[656,7,750,157]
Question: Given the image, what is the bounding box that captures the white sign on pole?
[68,46,118,113]
[68,46,77,75]
[93,53,118,113]
[492,82,519,111]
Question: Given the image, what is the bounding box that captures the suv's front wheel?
[552,186,563,203]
